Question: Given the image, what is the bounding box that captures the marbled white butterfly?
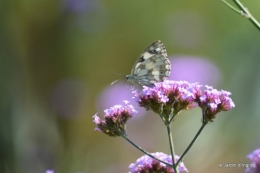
[126,40,171,87]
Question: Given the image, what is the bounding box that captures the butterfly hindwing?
[126,40,171,87]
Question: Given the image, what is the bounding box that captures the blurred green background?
[1,0,260,173]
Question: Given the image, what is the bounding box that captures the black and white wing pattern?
[126,40,171,87]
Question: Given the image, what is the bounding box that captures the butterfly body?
[126,40,171,87]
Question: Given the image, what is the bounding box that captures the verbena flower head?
[128,152,188,173]
[133,80,201,117]
[245,149,260,173]
[93,100,137,137]
[195,86,235,122]
[134,80,234,122]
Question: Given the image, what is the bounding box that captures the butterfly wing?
[127,40,171,86]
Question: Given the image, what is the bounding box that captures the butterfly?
[126,40,171,87]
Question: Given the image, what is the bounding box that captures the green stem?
[175,122,207,166]
[232,0,260,31]
[221,0,260,31]
[117,130,173,167]
[166,124,178,173]
[169,109,181,123]
[221,0,241,14]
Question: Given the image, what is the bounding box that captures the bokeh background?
[1,0,260,173]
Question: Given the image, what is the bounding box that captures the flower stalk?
[117,129,173,167]
[166,123,178,173]
[221,0,260,31]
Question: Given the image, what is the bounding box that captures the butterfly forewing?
[143,40,167,57]
[126,40,171,87]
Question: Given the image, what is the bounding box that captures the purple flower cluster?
[128,152,188,173]
[133,80,235,122]
[93,100,137,137]
[245,149,260,173]
[133,81,199,116]
[196,86,235,122]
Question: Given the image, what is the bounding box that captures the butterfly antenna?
[111,79,121,85]
[111,73,125,85]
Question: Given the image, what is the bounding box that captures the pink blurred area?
[96,83,146,117]
[168,55,221,86]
